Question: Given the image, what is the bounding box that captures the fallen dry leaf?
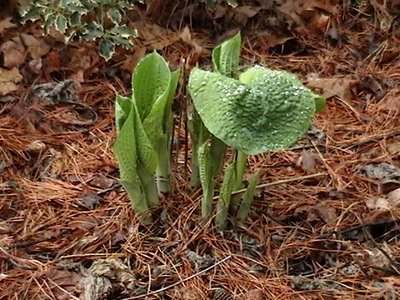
[243,289,264,300]
[360,163,400,179]
[365,197,392,211]
[232,6,261,25]
[0,18,16,35]
[180,26,208,55]
[0,67,23,95]
[79,191,102,209]
[358,243,394,270]
[249,30,294,50]
[121,47,147,72]
[20,33,51,59]
[45,268,83,300]
[294,205,337,225]
[27,57,42,74]
[307,77,359,105]
[387,188,400,207]
[132,19,179,50]
[387,141,400,157]
[0,38,25,68]
[25,140,46,153]
[296,150,319,174]
[277,0,339,32]
[365,188,400,211]
[89,174,116,189]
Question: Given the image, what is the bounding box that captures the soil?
[1,1,400,299]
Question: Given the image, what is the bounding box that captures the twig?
[212,172,327,200]
[122,256,232,300]
[57,253,125,260]
[344,130,400,150]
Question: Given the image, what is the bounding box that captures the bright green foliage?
[188,66,324,155]
[212,32,241,78]
[216,163,236,230]
[188,31,326,228]
[189,31,242,223]
[114,52,179,223]
[133,52,180,194]
[189,32,241,189]
[229,150,247,211]
[198,141,216,220]
[236,171,260,225]
[114,95,155,224]
[188,109,209,187]
[19,0,139,60]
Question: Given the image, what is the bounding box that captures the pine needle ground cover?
[1,2,400,299]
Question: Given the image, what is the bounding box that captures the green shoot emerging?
[114,51,179,223]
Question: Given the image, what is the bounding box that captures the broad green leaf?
[115,94,157,176]
[111,25,137,38]
[107,8,122,24]
[212,31,241,78]
[198,140,215,219]
[163,70,180,130]
[114,95,157,221]
[55,14,68,34]
[314,96,326,113]
[188,108,210,187]
[111,35,134,50]
[115,95,132,133]
[132,101,158,173]
[70,12,82,26]
[133,51,171,120]
[113,99,137,185]
[99,38,115,61]
[140,69,179,193]
[43,15,56,34]
[216,162,236,230]
[188,66,321,155]
[140,65,178,147]
[82,23,104,41]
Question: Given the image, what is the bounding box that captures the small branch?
[213,172,327,200]
[123,256,232,300]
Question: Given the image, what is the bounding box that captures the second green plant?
[114,51,179,223]
[188,32,326,229]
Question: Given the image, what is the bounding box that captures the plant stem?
[121,180,153,224]
[201,180,215,221]
[236,171,260,225]
[188,109,209,188]
[198,141,215,220]
[190,146,200,187]
[210,136,227,178]
[230,150,247,211]
[137,164,159,207]
[216,163,235,230]
[155,156,170,195]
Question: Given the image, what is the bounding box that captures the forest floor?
[1,1,400,299]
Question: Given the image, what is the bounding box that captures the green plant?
[19,0,141,60]
[188,32,326,229]
[114,51,179,223]
[188,32,241,220]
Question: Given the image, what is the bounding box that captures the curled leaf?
[212,31,241,78]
